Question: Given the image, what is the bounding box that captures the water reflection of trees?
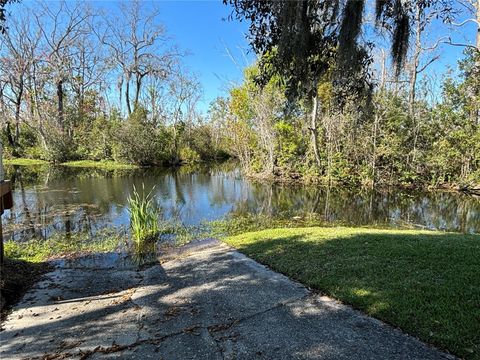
[230,184,479,233]
[2,165,478,241]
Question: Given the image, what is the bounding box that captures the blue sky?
[11,0,254,112]
[155,1,254,108]
[9,0,478,112]
[143,0,476,109]
[100,0,255,112]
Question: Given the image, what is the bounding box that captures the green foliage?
[61,160,138,170]
[3,158,48,166]
[78,114,117,161]
[128,185,160,245]
[179,146,201,164]
[219,50,480,188]
[187,124,229,161]
[2,50,477,189]
[4,231,122,262]
[1,123,43,159]
[114,108,169,165]
[274,120,303,174]
[44,128,79,163]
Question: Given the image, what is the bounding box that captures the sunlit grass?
[128,185,160,245]
[61,160,138,169]
[3,158,48,166]
[224,227,480,359]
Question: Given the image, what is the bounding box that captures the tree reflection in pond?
[3,163,479,241]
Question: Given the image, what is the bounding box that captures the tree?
[0,0,17,34]
[445,0,479,51]
[445,0,480,127]
[406,2,448,165]
[224,1,376,170]
[225,1,456,91]
[99,0,180,115]
[34,1,91,135]
[164,72,202,163]
[0,15,38,155]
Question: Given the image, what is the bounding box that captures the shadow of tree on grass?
[228,230,480,359]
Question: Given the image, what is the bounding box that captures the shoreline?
[3,157,479,194]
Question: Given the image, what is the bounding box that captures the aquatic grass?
[223,227,480,359]
[4,230,123,262]
[128,185,160,245]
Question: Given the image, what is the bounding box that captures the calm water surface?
[3,164,479,241]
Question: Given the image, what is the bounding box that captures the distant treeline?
[213,50,479,189]
[1,1,479,189]
[0,1,228,166]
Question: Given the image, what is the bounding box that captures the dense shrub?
[113,109,170,165]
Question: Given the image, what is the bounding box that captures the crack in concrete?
[26,325,203,360]
[28,295,307,360]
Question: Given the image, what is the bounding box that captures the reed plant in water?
[128,185,160,245]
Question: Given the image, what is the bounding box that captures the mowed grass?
[224,227,480,359]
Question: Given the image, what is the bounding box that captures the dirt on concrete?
[0,240,454,359]
[0,258,52,322]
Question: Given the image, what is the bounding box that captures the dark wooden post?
[0,181,13,264]
[1,142,13,264]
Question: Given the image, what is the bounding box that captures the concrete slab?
[0,240,454,359]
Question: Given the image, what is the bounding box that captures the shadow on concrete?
[229,230,479,359]
[0,238,455,359]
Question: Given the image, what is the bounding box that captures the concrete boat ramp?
[0,239,453,359]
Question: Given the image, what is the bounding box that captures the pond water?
[2,163,479,241]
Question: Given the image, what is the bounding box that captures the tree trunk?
[310,93,322,170]
[134,75,142,111]
[475,0,480,126]
[57,80,64,133]
[4,91,23,157]
[268,141,275,176]
[30,65,48,150]
[14,83,23,145]
[379,49,387,90]
[371,110,380,189]
[409,65,419,165]
[5,121,16,153]
[408,62,418,118]
[409,4,422,166]
[125,73,132,115]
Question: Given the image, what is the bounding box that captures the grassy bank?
[3,158,138,170]
[224,227,480,359]
[4,232,123,262]
[60,160,138,170]
[3,158,48,166]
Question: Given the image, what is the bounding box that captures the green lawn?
[3,158,48,166]
[224,227,480,359]
[60,160,138,170]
